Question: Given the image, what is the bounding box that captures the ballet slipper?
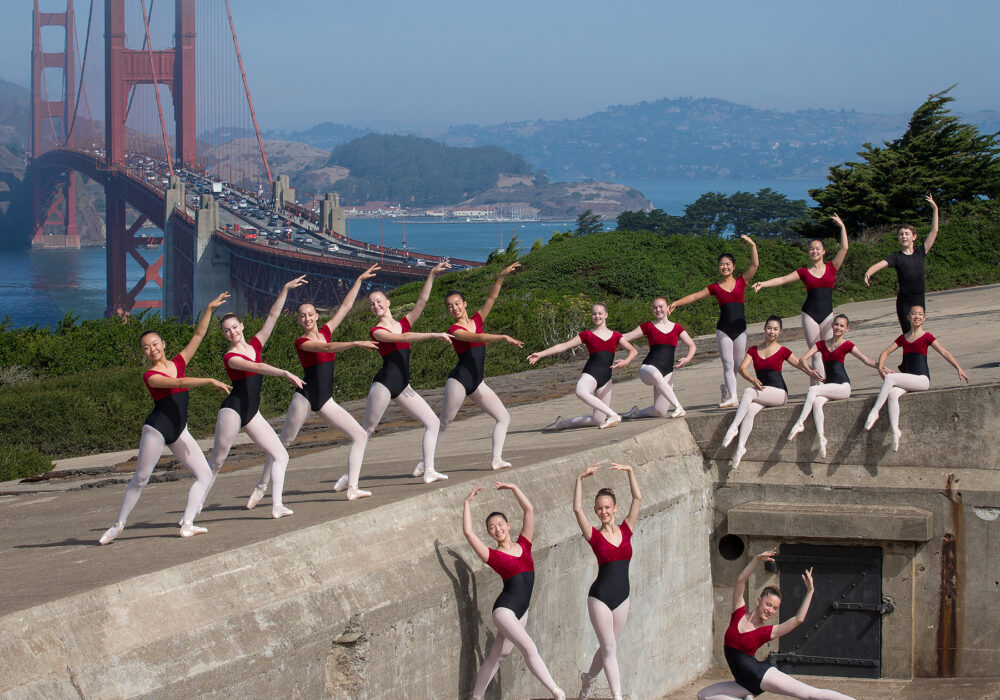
[864,412,878,431]
[722,425,739,448]
[423,468,449,484]
[332,474,349,492]
[599,414,622,429]
[412,461,425,477]
[787,421,805,441]
[246,485,266,509]
[891,428,902,452]
[541,416,565,432]
[621,405,639,420]
[731,445,747,470]
[179,522,207,538]
[671,406,686,418]
[719,397,739,408]
[346,486,372,501]
[272,505,294,519]
[818,436,828,459]
[98,521,125,545]
[553,689,566,700]
[491,458,512,470]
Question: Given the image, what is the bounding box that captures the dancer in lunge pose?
[574,463,641,700]
[864,305,968,451]
[98,292,232,544]
[753,214,849,382]
[787,314,878,457]
[362,261,453,484]
[670,236,759,407]
[463,482,566,700]
[697,548,855,700]
[418,263,523,475]
[206,276,307,519]
[863,194,939,333]
[722,316,819,469]
[245,265,380,508]
[621,296,696,420]
[527,303,637,431]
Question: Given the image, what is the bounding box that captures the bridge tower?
[30,0,79,249]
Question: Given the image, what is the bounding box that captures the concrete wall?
[687,384,1000,680]
[0,421,713,699]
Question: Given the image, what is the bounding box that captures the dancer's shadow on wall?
[435,539,495,699]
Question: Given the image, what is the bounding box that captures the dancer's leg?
[736,387,786,449]
[885,375,929,432]
[585,597,630,699]
[760,666,855,699]
[316,398,369,489]
[471,621,515,698]
[172,428,214,524]
[112,424,166,524]
[723,388,758,447]
[697,681,755,700]
[394,385,443,478]
[361,382,392,437]
[469,382,512,467]
[490,607,562,695]
[629,366,680,418]
[810,384,850,439]
[716,331,738,402]
[566,374,617,426]
[866,373,928,428]
[243,413,291,516]
[200,407,243,510]
[801,312,832,383]
[256,393,310,492]
[438,377,467,435]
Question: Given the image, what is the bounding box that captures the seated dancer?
[787,314,877,457]
[245,265,379,507]
[98,293,231,544]
[527,303,637,431]
[865,305,968,451]
[621,296,696,420]
[697,548,855,700]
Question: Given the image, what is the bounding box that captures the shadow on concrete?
[434,538,489,700]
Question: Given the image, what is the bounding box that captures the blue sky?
[4,0,997,131]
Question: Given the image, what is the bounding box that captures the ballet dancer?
[753,214,849,382]
[362,260,454,484]
[621,296,696,420]
[722,316,819,469]
[463,482,566,700]
[864,305,968,450]
[205,276,307,519]
[574,463,641,700]
[419,262,523,475]
[863,194,939,333]
[245,265,380,508]
[697,548,855,700]
[787,314,878,457]
[98,292,232,544]
[670,235,759,408]
[527,303,638,431]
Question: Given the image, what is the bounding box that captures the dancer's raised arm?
[179,291,229,364]
[478,262,520,320]
[923,194,940,252]
[610,462,641,530]
[325,264,380,332]
[573,463,602,538]
[495,481,534,542]
[733,548,776,612]
[256,275,307,345]
[404,260,451,325]
[769,568,815,640]
[830,213,849,269]
[462,485,490,562]
[741,235,760,282]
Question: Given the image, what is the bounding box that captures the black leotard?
[723,605,775,695]
[580,330,622,387]
[886,247,927,333]
[708,277,747,340]
[748,345,792,392]
[587,521,633,611]
[487,534,535,619]
[448,312,486,395]
[797,262,837,324]
[640,321,684,375]
[295,325,336,412]
[817,339,854,385]
[222,337,265,427]
[143,354,189,445]
[371,317,411,399]
[897,332,936,378]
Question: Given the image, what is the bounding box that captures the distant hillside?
[265,122,371,151]
[0,80,29,154]
[441,96,1000,181]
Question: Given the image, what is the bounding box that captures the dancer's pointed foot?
[423,468,448,484]
[491,458,512,470]
[412,461,425,477]
[722,425,739,448]
[347,486,372,501]
[731,445,747,470]
[98,521,125,545]
[864,412,878,431]
[671,406,686,418]
[818,436,828,458]
[891,428,902,452]
[332,474,349,492]
[541,416,565,432]
[553,689,566,700]
[179,522,207,538]
[272,505,294,519]
[246,485,266,509]
[719,397,739,408]
[578,671,596,700]
[787,421,805,441]
[599,414,622,429]
[621,405,639,420]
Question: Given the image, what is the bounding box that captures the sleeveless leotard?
[587,521,632,611]
[487,534,535,619]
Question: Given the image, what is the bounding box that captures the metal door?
[767,543,889,678]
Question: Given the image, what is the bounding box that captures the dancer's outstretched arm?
[325,264,380,333]
[770,568,815,640]
[478,262,520,321]
[741,235,760,282]
[864,260,889,286]
[930,339,969,382]
[668,287,710,314]
[179,292,229,364]
[611,462,641,530]
[923,194,940,252]
[225,355,306,389]
[256,276,307,345]
[830,213,849,269]
[752,271,799,293]
[298,339,379,354]
[572,463,601,538]
[496,481,534,542]
[849,345,879,369]
[145,373,231,395]
[733,548,776,611]
[787,349,823,381]
[463,485,491,563]
[404,260,451,326]
[526,335,583,364]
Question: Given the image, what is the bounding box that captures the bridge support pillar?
[272,174,296,208]
[105,179,128,316]
[163,176,192,320]
[196,195,246,316]
[319,192,345,235]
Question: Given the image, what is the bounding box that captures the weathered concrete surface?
[0,420,713,700]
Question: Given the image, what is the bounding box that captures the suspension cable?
[125,0,154,119]
[65,0,95,146]
[224,0,272,186]
[138,0,174,175]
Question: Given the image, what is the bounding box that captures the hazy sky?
[4,0,997,131]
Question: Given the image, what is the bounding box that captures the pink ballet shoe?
[98,521,125,545]
[722,425,738,448]
[599,414,622,429]
[491,459,512,470]
[346,486,372,501]
[671,406,686,418]
[272,505,294,519]
[412,462,425,477]
[621,405,639,420]
[423,468,449,484]
[864,412,878,431]
[891,428,902,452]
[731,445,747,470]
[787,421,805,441]
[818,436,828,458]
[719,397,739,408]
[246,485,266,509]
[179,522,207,538]
[332,474,349,492]
[541,416,565,432]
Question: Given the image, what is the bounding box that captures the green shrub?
[0,445,54,481]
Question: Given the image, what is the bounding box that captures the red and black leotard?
[579,330,622,387]
[487,534,535,619]
[748,345,792,392]
[222,337,265,427]
[723,605,775,695]
[448,312,487,395]
[587,521,633,611]
[295,325,336,412]
[640,321,684,375]
[370,317,411,399]
[797,262,837,324]
[143,354,189,445]
[708,277,748,340]
[896,332,936,378]
[816,339,854,385]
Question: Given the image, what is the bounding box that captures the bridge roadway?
[2,286,999,697]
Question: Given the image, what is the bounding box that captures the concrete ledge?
[728,501,934,542]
